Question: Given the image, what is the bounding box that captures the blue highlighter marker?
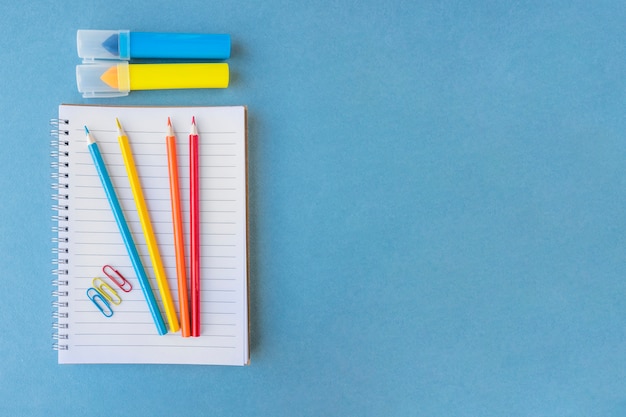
[77,29,230,60]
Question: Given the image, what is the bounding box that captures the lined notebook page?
[57,105,248,365]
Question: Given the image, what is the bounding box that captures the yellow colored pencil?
[115,118,180,333]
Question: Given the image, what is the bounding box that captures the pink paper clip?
[102,264,133,292]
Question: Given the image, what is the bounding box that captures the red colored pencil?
[190,116,201,337]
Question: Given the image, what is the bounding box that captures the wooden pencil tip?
[167,117,175,136]
[190,116,198,135]
[84,125,95,144]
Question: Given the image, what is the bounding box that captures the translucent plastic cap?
[76,62,130,98]
[77,30,131,61]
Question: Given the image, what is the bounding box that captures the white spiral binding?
[51,117,70,351]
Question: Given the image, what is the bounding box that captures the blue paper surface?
[2,0,626,415]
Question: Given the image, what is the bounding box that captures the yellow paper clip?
[102,264,133,292]
[86,287,113,318]
[93,277,122,306]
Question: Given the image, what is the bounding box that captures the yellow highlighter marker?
[76,62,229,98]
[115,118,180,333]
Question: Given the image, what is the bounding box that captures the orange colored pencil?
[166,117,191,337]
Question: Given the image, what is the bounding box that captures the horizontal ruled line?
[74,344,236,349]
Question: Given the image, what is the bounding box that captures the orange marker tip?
[167,117,171,126]
[99,66,119,89]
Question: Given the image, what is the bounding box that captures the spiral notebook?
[51,104,249,365]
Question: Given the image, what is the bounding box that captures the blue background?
[2,0,626,415]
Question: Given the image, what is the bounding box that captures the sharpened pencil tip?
[84,125,95,145]
[114,117,125,136]
[190,116,198,135]
[167,117,174,136]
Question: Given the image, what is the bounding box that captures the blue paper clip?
[102,264,133,292]
[86,287,113,317]
[92,277,122,305]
